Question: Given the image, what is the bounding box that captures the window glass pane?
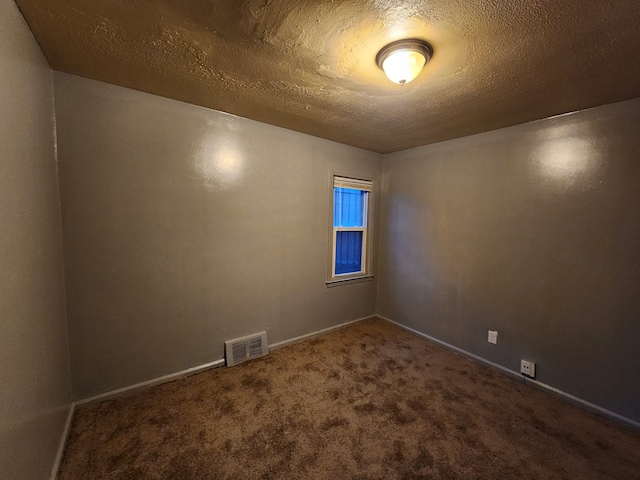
[335,231,363,275]
[334,188,365,227]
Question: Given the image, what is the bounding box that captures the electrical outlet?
[488,330,498,344]
[520,360,536,378]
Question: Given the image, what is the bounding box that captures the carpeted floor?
[59,319,640,479]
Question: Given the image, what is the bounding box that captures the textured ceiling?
[14,0,640,153]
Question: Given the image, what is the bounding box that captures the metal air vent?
[225,331,268,367]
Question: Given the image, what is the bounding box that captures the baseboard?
[378,315,640,431]
[76,314,376,407]
[270,314,376,350]
[75,358,226,407]
[50,403,75,480]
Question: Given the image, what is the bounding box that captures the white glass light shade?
[376,39,433,86]
[381,49,426,85]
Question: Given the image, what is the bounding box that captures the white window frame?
[327,175,374,285]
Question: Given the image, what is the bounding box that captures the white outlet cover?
[488,330,498,344]
[521,360,536,378]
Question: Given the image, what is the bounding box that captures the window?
[329,176,372,283]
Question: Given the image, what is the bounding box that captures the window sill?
[326,275,374,288]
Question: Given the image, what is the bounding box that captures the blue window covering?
[334,188,365,227]
[335,231,363,274]
[334,187,366,275]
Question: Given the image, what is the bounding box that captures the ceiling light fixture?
[376,39,433,86]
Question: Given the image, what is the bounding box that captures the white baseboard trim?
[75,314,377,407]
[75,358,226,407]
[270,314,376,350]
[378,315,640,431]
[50,403,75,480]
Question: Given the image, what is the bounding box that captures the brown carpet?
[59,319,640,479]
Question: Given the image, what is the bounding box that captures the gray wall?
[378,98,640,423]
[0,1,72,478]
[54,73,381,400]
